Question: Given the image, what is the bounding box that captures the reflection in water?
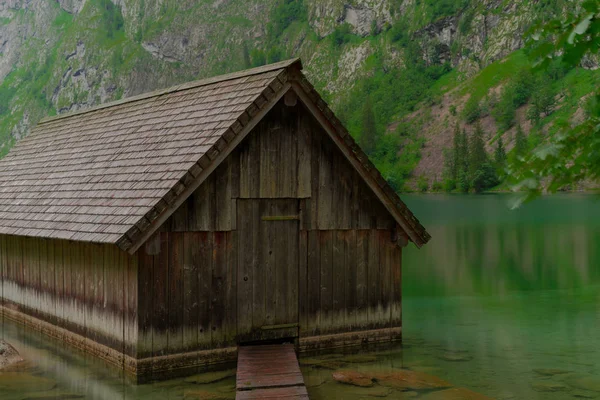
[0,194,598,399]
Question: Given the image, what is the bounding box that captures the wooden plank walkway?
[236,344,309,399]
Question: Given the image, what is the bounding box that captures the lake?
[0,194,598,399]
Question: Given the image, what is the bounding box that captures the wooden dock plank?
[236,344,308,400]
[236,386,309,399]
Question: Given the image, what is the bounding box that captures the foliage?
[528,81,556,124]
[242,42,251,68]
[494,138,507,167]
[267,0,307,39]
[469,124,488,178]
[442,123,498,193]
[509,0,600,202]
[97,0,125,40]
[331,23,355,48]
[250,49,266,67]
[471,163,500,193]
[462,95,480,123]
[514,124,528,158]
[417,176,430,192]
[491,71,534,132]
[423,0,470,23]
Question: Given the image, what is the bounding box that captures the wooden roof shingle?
[0,59,431,252]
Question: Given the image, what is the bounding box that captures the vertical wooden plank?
[391,246,402,333]
[306,231,321,336]
[239,124,260,198]
[82,243,91,342]
[297,111,312,198]
[38,239,48,317]
[332,230,345,331]
[137,241,154,359]
[281,106,298,198]
[368,230,381,328]
[380,231,393,331]
[351,171,361,229]
[333,152,352,229]
[168,232,184,354]
[24,238,32,314]
[356,230,369,329]
[215,157,232,231]
[261,201,276,328]
[183,233,199,352]
[153,232,170,358]
[45,239,56,324]
[211,232,227,348]
[126,250,138,358]
[224,230,237,345]
[114,247,126,354]
[345,230,357,331]
[54,241,65,329]
[319,230,333,333]
[192,175,216,231]
[259,117,275,198]
[197,232,212,349]
[317,136,334,230]
[91,243,104,345]
[71,242,85,337]
[230,148,241,199]
[253,201,266,332]
[357,178,374,229]
[171,198,188,232]
[309,128,320,231]
[237,200,254,341]
[298,229,308,336]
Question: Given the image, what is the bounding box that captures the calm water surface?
[1,194,598,399]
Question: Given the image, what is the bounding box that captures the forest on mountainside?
[0,0,596,192]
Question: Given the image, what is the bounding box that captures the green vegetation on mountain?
[0,0,597,192]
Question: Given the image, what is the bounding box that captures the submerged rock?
[0,340,25,370]
[184,369,236,384]
[332,370,374,387]
[420,387,494,399]
[531,381,570,392]
[533,368,572,376]
[300,358,346,370]
[373,369,453,391]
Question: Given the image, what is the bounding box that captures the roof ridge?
[39,58,302,126]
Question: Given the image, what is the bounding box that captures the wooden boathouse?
[0,59,430,381]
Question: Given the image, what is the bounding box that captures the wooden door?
[237,199,300,342]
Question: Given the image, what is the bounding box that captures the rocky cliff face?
[0,0,569,179]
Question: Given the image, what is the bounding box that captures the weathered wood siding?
[0,236,138,358]
[137,99,403,357]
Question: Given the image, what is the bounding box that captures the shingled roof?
[0,59,430,252]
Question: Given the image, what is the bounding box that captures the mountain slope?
[0,0,587,190]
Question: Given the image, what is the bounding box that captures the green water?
[0,194,599,399]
